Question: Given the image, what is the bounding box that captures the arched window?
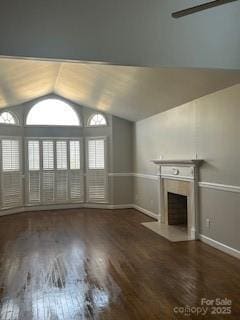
[88,113,107,126]
[26,99,80,126]
[0,111,18,125]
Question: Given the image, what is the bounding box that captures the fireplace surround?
[152,159,202,240]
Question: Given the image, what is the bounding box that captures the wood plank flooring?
[0,208,239,319]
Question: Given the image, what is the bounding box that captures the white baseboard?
[25,203,84,212]
[0,204,84,216]
[109,204,133,209]
[132,204,158,220]
[0,207,24,216]
[0,203,158,220]
[0,203,134,216]
[83,203,133,209]
[199,234,240,259]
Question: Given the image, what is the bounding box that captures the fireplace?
[167,192,187,226]
[151,159,202,241]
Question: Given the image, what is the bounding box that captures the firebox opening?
[167,192,187,226]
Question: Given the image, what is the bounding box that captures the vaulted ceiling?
[0,57,240,121]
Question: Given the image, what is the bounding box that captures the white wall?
[133,84,240,250]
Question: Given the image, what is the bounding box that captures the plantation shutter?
[42,140,55,203]
[27,140,41,204]
[70,140,80,170]
[26,138,84,206]
[86,137,108,203]
[69,140,84,202]
[55,141,68,202]
[1,138,22,209]
[43,140,54,170]
[56,141,67,170]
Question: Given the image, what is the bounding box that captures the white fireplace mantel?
[152,159,202,166]
[152,159,203,240]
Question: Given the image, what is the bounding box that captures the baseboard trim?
[83,204,133,209]
[25,203,85,211]
[0,203,157,219]
[0,207,25,216]
[109,204,133,209]
[132,204,158,220]
[0,203,134,216]
[199,234,240,259]
[0,204,85,216]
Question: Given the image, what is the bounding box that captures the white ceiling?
[0,57,240,121]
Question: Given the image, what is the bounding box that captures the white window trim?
[24,124,82,128]
[25,99,82,127]
[0,111,20,126]
[87,113,108,127]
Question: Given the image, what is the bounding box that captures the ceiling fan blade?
[172,0,239,18]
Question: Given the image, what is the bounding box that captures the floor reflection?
[0,228,120,320]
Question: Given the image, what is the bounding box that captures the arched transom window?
[88,113,107,126]
[26,99,80,126]
[0,112,18,125]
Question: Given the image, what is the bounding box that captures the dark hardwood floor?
[0,209,239,320]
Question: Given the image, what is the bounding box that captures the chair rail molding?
[199,181,240,193]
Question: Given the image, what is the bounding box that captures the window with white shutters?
[27,140,41,204]
[0,134,110,210]
[42,171,55,203]
[1,138,22,209]
[70,141,80,170]
[86,137,107,203]
[42,140,55,203]
[88,139,105,169]
[69,140,83,202]
[43,141,54,170]
[2,140,20,171]
[56,141,67,170]
[26,138,84,205]
[28,171,41,203]
[28,141,40,171]
[55,170,68,202]
[56,140,68,202]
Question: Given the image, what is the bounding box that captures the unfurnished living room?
[0,1,239,319]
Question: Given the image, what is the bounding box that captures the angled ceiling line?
[53,63,64,93]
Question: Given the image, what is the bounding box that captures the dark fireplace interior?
[167,192,187,226]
